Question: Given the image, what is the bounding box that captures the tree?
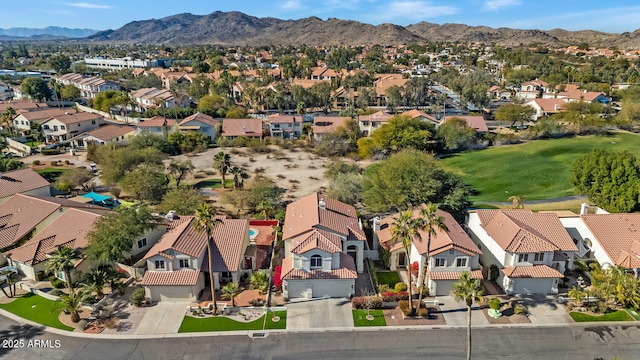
[229,165,248,190]
[568,286,586,306]
[60,84,80,101]
[507,195,526,209]
[56,288,90,323]
[194,203,220,313]
[120,163,168,202]
[0,157,24,172]
[222,176,284,216]
[437,117,476,151]
[357,115,436,158]
[96,146,164,185]
[326,173,362,206]
[1,107,17,137]
[167,159,194,187]
[55,167,94,193]
[249,271,269,294]
[46,246,81,295]
[83,269,109,299]
[48,55,71,74]
[157,187,206,215]
[494,104,536,128]
[389,210,421,316]
[213,151,231,189]
[570,149,640,213]
[221,282,244,307]
[21,77,51,102]
[87,205,156,264]
[168,131,209,154]
[362,149,473,221]
[255,200,277,220]
[384,85,404,113]
[415,204,448,313]
[451,271,484,360]
[1,271,18,298]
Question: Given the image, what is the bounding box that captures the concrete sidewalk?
[287,298,354,330]
[135,301,190,335]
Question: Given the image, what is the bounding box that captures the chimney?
[318,198,326,210]
[580,203,589,215]
[554,104,558,111]
[242,125,247,135]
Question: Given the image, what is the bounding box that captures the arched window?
[310,255,322,269]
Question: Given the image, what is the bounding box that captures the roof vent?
[166,210,177,220]
[242,125,247,134]
[319,198,326,210]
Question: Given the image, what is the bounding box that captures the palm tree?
[212,151,231,189]
[568,286,586,306]
[256,200,276,220]
[1,107,17,137]
[229,166,242,190]
[249,271,269,294]
[507,195,526,209]
[194,203,220,314]
[55,288,90,323]
[83,269,109,299]
[451,271,484,360]
[416,204,448,313]
[46,246,81,295]
[221,282,244,307]
[390,210,422,316]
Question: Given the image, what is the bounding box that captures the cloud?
[376,1,458,21]
[503,6,640,32]
[483,0,521,11]
[64,2,112,9]
[281,0,302,11]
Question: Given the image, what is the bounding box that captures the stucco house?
[221,118,263,140]
[375,207,483,296]
[312,116,351,141]
[526,98,566,120]
[466,209,577,295]
[280,193,367,299]
[358,111,393,136]
[178,113,220,142]
[41,112,105,143]
[0,168,51,204]
[12,108,68,133]
[74,124,136,148]
[267,114,303,139]
[135,116,178,136]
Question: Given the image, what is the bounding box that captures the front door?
[398,252,407,268]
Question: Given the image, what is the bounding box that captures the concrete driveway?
[514,294,571,324]
[135,301,190,335]
[437,296,489,326]
[287,298,354,330]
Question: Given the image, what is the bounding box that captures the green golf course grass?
[569,310,634,322]
[0,293,74,331]
[441,132,640,202]
[178,310,287,332]
[352,310,387,327]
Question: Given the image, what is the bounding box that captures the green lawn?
[35,168,68,183]
[178,310,287,332]
[440,132,640,202]
[570,310,634,322]
[191,179,235,189]
[376,271,401,288]
[352,310,387,327]
[625,308,640,321]
[25,141,42,148]
[0,293,74,331]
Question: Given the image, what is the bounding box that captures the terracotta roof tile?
[0,194,60,249]
[290,229,343,254]
[429,270,484,281]
[443,116,489,132]
[281,253,357,280]
[312,116,351,134]
[222,118,262,137]
[141,269,200,286]
[179,113,219,127]
[85,125,135,141]
[136,116,177,128]
[359,111,393,123]
[46,112,102,125]
[582,214,640,269]
[268,115,302,124]
[502,265,563,278]
[0,168,50,199]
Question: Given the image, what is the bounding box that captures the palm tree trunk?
[221,173,226,189]
[207,235,218,314]
[467,304,472,360]
[404,246,414,316]
[0,281,9,298]
[65,270,74,296]
[416,233,432,313]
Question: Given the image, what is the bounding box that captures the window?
[361,121,369,126]
[154,260,165,269]
[518,254,529,263]
[61,125,66,130]
[310,255,322,269]
[456,258,467,267]
[179,259,189,268]
[91,120,96,124]
[435,258,446,267]
[534,252,545,262]
[448,249,454,254]
[137,238,147,248]
[43,125,49,130]
[53,125,58,131]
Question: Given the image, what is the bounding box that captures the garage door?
[512,278,554,294]
[434,280,456,296]
[311,280,353,298]
[146,285,194,302]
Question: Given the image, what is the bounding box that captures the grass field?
[441,132,640,202]
[178,310,287,332]
[625,308,640,321]
[569,310,634,322]
[0,293,74,331]
[375,271,402,288]
[35,168,68,183]
[352,310,387,327]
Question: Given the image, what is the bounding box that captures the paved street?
[286,298,354,330]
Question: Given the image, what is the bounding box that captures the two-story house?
[221,118,263,140]
[280,193,368,299]
[0,168,51,204]
[135,116,178,137]
[375,207,483,296]
[178,113,220,142]
[55,73,119,99]
[141,215,252,302]
[41,112,105,143]
[130,87,176,112]
[358,111,393,136]
[312,116,351,141]
[267,114,303,139]
[12,108,68,134]
[466,209,577,295]
[516,78,551,100]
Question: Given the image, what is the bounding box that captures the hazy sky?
[4,1,640,33]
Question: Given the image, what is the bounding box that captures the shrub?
[103,317,119,329]
[381,291,409,302]
[64,160,71,165]
[398,300,429,317]
[49,275,66,289]
[351,296,383,309]
[32,160,41,166]
[77,319,88,330]
[514,304,526,315]
[41,148,60,155]
[35,271,45,281]
[50,289,64,296]
[489,298,502,311]
[377,284,390,294]
[489,264,499,281]
[110,187,121,198]
[394,282,408,292]
[130,287,146,306]
[50,161,58,166]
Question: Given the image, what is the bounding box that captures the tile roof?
[47,112,103,125]
[136,116,177,128]
[4,209,100,265]
[377,207,482,256]
[429,270,484,281]
[0,194,60,249]
[268,115,302,124]
[475,209,577,253]
[502,265,563,278]
[401,109,439,124]
[221,118,262,137]
[0,100,46,112]
[281,253,357,280]
[141,269,200,286]
[0,168,50,199]
[290,229,343,254]
[282,193,365,242]
[359,111,393,123]
[85,125,135,141]
[17,108,69,121]
[581,214,640,268]
[312,117,351,134]
[528,98,566,112]
[557,90,605,102]
[443,116,489,132]
[179,113,219,127]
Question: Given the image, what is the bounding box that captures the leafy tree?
[157,187,205,215]
[194,203,220,313]
[222,176,284,215]
[557,101,605,134]
[0,157,24,172]
[167,159,194,187]
[505,68,537,86]
[415,204,448,312]
[92,90,121,113]
[55,288,90,323]
[129,132,174,154]
[326,173,362,206]
[324,160,362,178]
[384,85,404,113]
[225,107,247,118]
[46,246,81,295]
[568,286,586,306]
[357,115,436,158]
[83,269,109,299]
[362,149,473,221]
[356,87,377,110]
[229,165,249,190]
[21,77,51,101]
[121,163,168,202]
[55,167,93,192]
[48,55,71,74]
[255,200,277,220]
[494,104,536,128]
[507,195,526,209]
[221,282,244,307]
[570,149,640,212]
[450,271,484,360]
[213,151,231,189]
[87,205,156,264]
[437,117,476,151]
[249,271,269,293]
[96,146,163,184]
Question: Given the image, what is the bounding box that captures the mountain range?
[0,26,98,39]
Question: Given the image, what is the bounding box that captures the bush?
[394,282,408,292]
[381,291,409,302]
[489,298,502,311]
[41,148,60,155]
[398,300,429,317]
[50,161,58,166]
[513,303,526,315]
[377,284,390,293]
[32,160,41,166]
[49,275,66,289]
[50,289,64,296]
[351,296,383,309]
[130,287,146,306]
[489,264,499,281]
[35,271,45,281]
[64,160,71,165]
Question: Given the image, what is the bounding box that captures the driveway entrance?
[287,298,354,330]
